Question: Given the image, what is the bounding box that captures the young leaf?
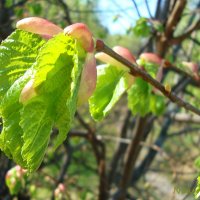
[0,70,33,168]
[89,64,128,121]
[19,34,84,171]
[0,29,45,100]
[20,98,53,171]
[0,32,84,171]
[128,78,151,116]
[132,17,151,37]
[150,94,165,115]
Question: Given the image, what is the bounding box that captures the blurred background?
[0,0,200,199]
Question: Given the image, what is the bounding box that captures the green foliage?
[195,157,200,168]
[150,94,165,115]
[89,64,128,121]
[0,30,84,171]
[152,21,164,33]
[127,78,165,116]
[132,17,151,37]
[27,2,42,15]
[195,176,200,199]
[137,58,159,78]
[5,166,26,195]
[128,78,151,116]
[0,30,45,100]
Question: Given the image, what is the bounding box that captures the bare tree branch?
[57,0,72,24]
[171,19,200,44]
[131,0,141,18]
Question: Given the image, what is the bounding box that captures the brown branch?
[169,113,200,123]
[166,64,200,86]
[75,112,108,200]
[170,19,200,44]
[107,110,132,187]
[114,117,148,200]
[96,39,200,116]
[57,0,72,25]
[165,0,187,38]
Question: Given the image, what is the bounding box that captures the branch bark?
[114,116,148,200]
[170,19,200,44]
[75,113,108,200]
[96,40,200,116]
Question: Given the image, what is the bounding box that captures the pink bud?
[16,17,63,39]
[58,183,65,192]
[139,52,162,65]
[78,53,97,105]
[64,23,94,52]
[19,79,37,103]
[54,183,65,198]
[95,46,136,70]
[95,46,136,86]
[113,46,136,63]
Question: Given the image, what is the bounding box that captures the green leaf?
[137,59,159,78]
[150,94,165,115]
[195,176,200,199]
[27,2,42,15]
[143,62,158,78]
[128,78,151,116]
[89,64,128,121]
[132,17,151,37]
[195,157,200,169]
[0,70,33,168]
[19,34,84,171]
[0,31,84,171]
[0,29,45,100]
[20,98,53,171]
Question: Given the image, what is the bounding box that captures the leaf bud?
[64,23,94,52]
[16,17,62,39]
[139,52,162,66]
[95,46,136,70]
[78,53,97,105]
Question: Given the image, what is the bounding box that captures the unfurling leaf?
[0,30,85,171]
[89,64,128,121]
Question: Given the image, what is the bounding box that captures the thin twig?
[131,0,141,18]
[95,39,200,116]
[75,112,108,200]
[145,0,153,18]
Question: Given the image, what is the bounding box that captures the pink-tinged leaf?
[140,52,162,65]
[16,17,63,38]
[19,79,37,104]
[64,23,94,52]
[78,53,97,105]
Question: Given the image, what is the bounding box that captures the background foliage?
[0,0,200,200]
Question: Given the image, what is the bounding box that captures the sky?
[97,0,157,34]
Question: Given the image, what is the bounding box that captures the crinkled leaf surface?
[89,64,128,121]
[128,78,165,116]
[0,29,45,100]
[128,78,151,116]
[0,70,33,168]
[0,31,84,171]
[150,94,165,115]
